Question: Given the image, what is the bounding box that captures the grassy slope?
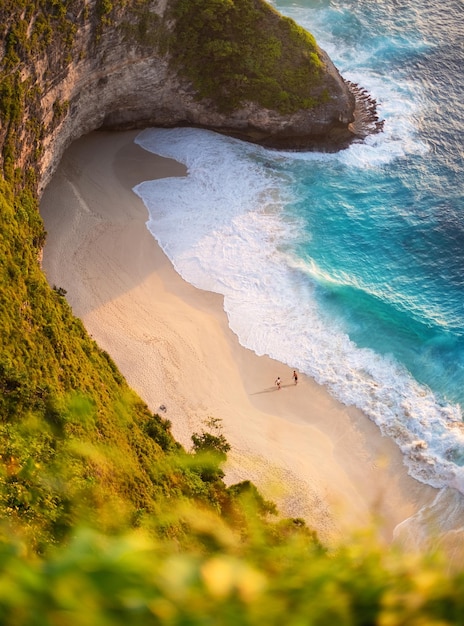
[0,175,219,549]
[0,1,463,623]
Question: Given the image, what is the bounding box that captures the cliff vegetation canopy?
[0,0,463,623]
[170,0,326,113]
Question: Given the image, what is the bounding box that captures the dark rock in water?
[345,80,385,138]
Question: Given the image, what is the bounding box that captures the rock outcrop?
[0,0,376,194]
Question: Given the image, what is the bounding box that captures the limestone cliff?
[0,0,363,194]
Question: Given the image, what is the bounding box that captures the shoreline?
[40,129,437,546]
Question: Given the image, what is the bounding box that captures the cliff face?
[0,0,356,194]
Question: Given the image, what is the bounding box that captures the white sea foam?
[272,0,430,165]
[131,0,460,507]
[134,126,464,497]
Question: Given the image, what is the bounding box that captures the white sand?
[40,130,437,546]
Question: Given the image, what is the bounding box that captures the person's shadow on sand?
[251,383,294,395]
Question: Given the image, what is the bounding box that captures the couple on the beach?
[275,370,298,390]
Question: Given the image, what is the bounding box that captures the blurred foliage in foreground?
[1,506,464,625]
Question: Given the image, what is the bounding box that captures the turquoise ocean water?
[133,0,464,517]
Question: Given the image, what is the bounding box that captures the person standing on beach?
[275,376,281,390]
[293,370,298,385]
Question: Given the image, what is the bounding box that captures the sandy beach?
[40,129,438,546]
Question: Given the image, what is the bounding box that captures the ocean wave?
[134,127,464,496]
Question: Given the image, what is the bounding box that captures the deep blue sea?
[133,0,464,502]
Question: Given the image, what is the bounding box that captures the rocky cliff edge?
[0,0,378,193]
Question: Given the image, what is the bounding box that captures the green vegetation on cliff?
[0,1,464,624]
[0,167,285,554]
[170,0,326,113]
